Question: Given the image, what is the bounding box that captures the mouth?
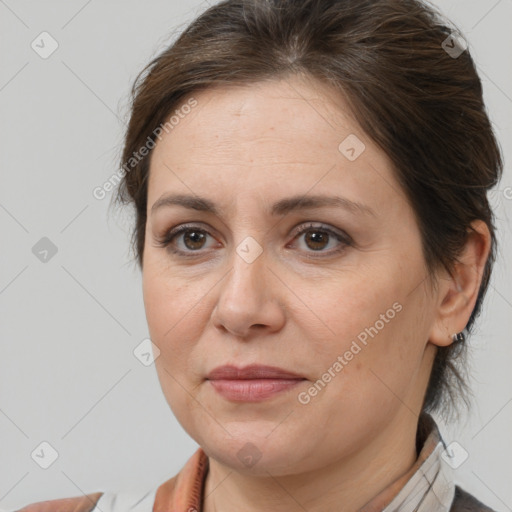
[206,364,306,402]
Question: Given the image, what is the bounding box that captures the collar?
[153,414,454,512]
[360,413,455,511]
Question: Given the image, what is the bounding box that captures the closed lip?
[206,364,305,380]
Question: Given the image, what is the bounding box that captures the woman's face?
[142,76,443,476]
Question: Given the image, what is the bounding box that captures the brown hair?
[114,0,503,415]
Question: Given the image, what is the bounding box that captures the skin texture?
[142,75,491,512]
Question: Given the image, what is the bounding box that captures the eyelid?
[291,222,350,241]
[155,221,352,256]
[287,222,352,255]
[154,223,219,252]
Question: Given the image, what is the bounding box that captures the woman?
[19,0,503,510]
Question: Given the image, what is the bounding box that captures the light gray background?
[0,0,511,510]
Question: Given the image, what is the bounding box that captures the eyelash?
[154,222,352,258]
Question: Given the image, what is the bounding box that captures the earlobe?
[429,319,464,348]
[428,220,491,348]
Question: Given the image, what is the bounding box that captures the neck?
[202,412,419,512]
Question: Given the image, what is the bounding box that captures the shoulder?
[16,492,103,512]
[450,486,496,512]
[92,489,157,511]
[16,488,157,512]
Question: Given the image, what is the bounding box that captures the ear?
[428,220,492,348]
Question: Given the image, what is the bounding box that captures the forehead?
[156,77,356,160]
[147,77,404,216]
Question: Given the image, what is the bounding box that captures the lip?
[206,364,304,380]
[206,365,306,402]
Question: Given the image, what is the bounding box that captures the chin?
[196,426,313,476]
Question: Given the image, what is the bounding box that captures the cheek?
[298,268,401,353]
[143,268,206,427]
[302,264,428,399]
[142,252,196,333]
[142,262,213,378]
[143,267,192,364]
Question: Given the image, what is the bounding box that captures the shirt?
[16,414,495,512]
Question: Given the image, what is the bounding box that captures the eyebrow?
[150,193,377,218]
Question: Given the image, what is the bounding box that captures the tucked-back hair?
[114,0,503,415]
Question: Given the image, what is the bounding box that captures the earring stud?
[451,332,465,343]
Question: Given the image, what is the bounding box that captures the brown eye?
[290,223,352,256]
[155,224,218,255]
[181,229,208,250]
[303,230,330,251]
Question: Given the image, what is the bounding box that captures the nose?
[211,244,286,339]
